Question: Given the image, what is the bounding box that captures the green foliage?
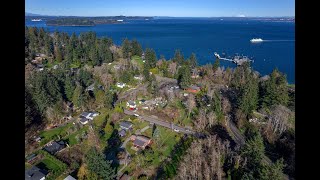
[177,65,191,89]
[37,150,68,180]
[173,49,184,65]
[85,147,116,180]
[241,133,265,171]
[104,92,117,109]
[145,48,157,69]
[131,39,143,56]
[261,69,289,107]
[143,63,151,82]
[213,92,224,122]
[161,137,193,178]
[29,71,62,113]
[213,58,220,71]
[119,70,134,84]
[78,69,93,88]
[64,75,76,101]
[238,73,259,116]
[189,53,198,68]
[122,38,132,59]
[259,159,285,180]
[72,85,83,108]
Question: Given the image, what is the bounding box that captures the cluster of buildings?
[79,111,99,125]
[119,121,133,137]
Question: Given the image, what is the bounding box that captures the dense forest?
[25,26,295,179]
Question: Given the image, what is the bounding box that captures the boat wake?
[259,40,295,42]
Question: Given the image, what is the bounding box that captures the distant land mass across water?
[25,17,295,83]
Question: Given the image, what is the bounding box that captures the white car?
[173,128,180,132]
[134,114,140,117]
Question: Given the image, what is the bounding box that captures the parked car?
[174,128,180,132]
[134,114,140,117]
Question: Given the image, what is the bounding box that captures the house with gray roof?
[119,129,126,137]
[25,166,48,180]
[64,175,77,180]
[120,121,133,130]
[43,140,66,155]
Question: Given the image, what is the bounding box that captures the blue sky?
[26,0,295,17]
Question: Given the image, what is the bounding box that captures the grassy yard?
[132,55,144,67]
[63,126,89,146]
[37,158,61,171]
[40,123,73,146]
[25,162,32,169]
[123,126,181,177]
[93,107,110,128]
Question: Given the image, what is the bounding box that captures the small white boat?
[250,38,263,43]
[117,19,124,22]
[31,19,42,22]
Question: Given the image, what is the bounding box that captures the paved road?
[226,117,288,179]
[124,110,195,135]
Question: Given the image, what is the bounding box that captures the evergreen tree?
[64,75,75,101]
[173,49,184,65]
[213,58,220,72]
[54,44,63,62]
[238,74,259,116]
[143,63,151,82]
[131,39,143,56]
[177,65,191,89]
[189,53,197,68]
[72,85,83,108]
[259,159,285,180]
[145,48,157,69]
[85,147,116,180]
[261,69,289,107]
[122,38,131,59]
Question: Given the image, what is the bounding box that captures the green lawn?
[25,162,32,169]
[93,108,110,128]
[64,126,88,146]
[40,123,73,146]
[131,55,144,67]
[40,158,60,171]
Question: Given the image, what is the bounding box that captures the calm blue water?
[26,18,295,83]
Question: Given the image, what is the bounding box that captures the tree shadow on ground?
[104,128,122,173]
[207,125,237,150]
[153,135,193,179]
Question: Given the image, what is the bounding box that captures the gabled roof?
[25,166,48,180]
[64,175,77,180]
[80,118,88,123]
[127,100,136,106]
[134,138,147,147]
[119,129,126,137]
[80,112,90,118]
[120,121,132,129]
[43,141,66,154]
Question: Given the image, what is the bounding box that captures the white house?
[127,100,136,109]
[134,75,144,80]
[79,111,99,125]
[116,82,126,88]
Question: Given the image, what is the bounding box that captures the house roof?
[26,154,37,161]
[80,112,90,118]
[64,175,77,180]
[188,85,200,90]
[25,166,48,180]
[133,135,151,147]
[120,121,132,129]
[128,100,136,106]
[43,141,66,154]
[119,129,126,136]
[134,138,147,147]
[80,118,88,123]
